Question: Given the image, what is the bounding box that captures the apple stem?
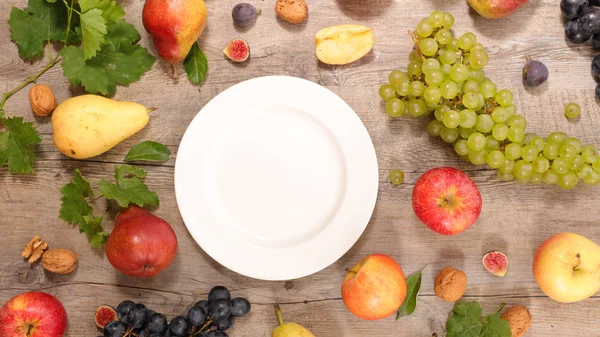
[274,304,285,326]
[494,302,506,315]
[573,253,581,270]
[146,107,158,113]
[26,324,33,337]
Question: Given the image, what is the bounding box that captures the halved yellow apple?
[315,24,374,65]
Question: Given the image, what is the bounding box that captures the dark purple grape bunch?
[102,301,167,337]
[562,0,600,46]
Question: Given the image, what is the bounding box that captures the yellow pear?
[52,95,152,159]
[272,304,316,337]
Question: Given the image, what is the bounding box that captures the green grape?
[389,170,405,185]
[424,86,442,104]
[475,114,494,133]
[492,123,509,141]
[385,98,405,117]
[507,115,527,129]
[458,126,476,139]
[577,164,593,179]
[497,170,514,181]
[417,19,434,37]
[474,93,485,111]
[425,70,444,86]
[559,145,578,161]
[468,67,485,83]
[447,39,459,53]
[419,38,439,56]
[458,32,476,50]
[462,80,480,93]
[461,92,478,109]
[487,150,505,168]
[409,81,425,97]
[557,171,579,189]
[584,169,600,185]
[469,149,488,165]
[407,61,423,77]
[435,29,453,44]
[521,145,539,162]
[454,139,470,156]
[505,143,522,161]
[395,79,411,97]
[443,12,455,29]
[440,50,458,64]
[459,109,477,128]
[514,160,533,181]
[552,157,570,175]
[379,84,396,100]
[434,105,449,121]
[427,120,443,137]
[471,43,485,52]
[508,127,525,143]
[468,49,489,69]
[495,89,514,107]
[425,100,438,111]
[593,159,600,172]
[543,143,559,160]
[530,172,543,184]
[440,80,459,99]
[467,132,486,151]
[564,102,581,119]
[543,170,559,185]
[479,80,497,99]
[407,98,427,116]
[422,58,441,73]
[449,64,469,82]
[389,70,408,86]
[547,132,567,145]
[564,137,583,153]
[581,145,598,164]
[440,126,459,143]
[504,105,516,118]
[491,107,508,123]
[409,50,422,63]
[530,136,546,152]
[532,156,550,173]
[522,133,534,146]
[485,136,500,152]
[441,63,452,76]
[570,155,585,171]
[428,10,445,28]
[443,110,461,128]
[500,159,515,173]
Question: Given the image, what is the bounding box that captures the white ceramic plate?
[174,76,378,280]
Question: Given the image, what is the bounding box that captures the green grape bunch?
[379,10,600,189]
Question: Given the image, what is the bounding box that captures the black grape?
[216,316,234,331]
[126,303,147,329]
[230,298,251,317]
[187,306,207,326]
[103,321,126,337]
[596,83,600,98]
[168,316,188,336]
[208,332,228,337]
[561,0,589,18]
[208,286,231,303]
[566,18,592,43]
[146,313,168,334]
[116,300,135,323]
[592,54,600,81]
[194,300,210,314]
[208,299,232,321]
[578,6,600,35]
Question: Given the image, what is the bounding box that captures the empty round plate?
[174,76,378,280]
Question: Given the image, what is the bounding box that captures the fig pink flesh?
[483,251,508,276]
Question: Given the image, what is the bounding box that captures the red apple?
[105,206,178,278]
[0,291,67,337]
[412,167,482,235]
[341,254,407,320]
[468,0,528,19]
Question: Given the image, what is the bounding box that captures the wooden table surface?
[1,0,599,336]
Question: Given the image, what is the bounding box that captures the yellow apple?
[315,24,374,65]
[533,232,600,303]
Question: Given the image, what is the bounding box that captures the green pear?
[272,304,316,337]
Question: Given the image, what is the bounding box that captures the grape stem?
[493,302,506,315]
[408,30,425,61]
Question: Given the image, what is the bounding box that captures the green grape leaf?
[59,169,94,226]
[125,141,170,162]
[396,265,427,320]
[446,302,484,337]
[61,20,155,95]
[78,0,124,23]
[480,314,512,337]
[8,3,65,59]
[0,117,42,174]
[184,43,208,86]
[98,165,158,208]
[79,8,107,60]
[81,215,109,248]
[46,0,57,3]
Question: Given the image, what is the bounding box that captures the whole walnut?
[434,266,467,302]
[275,0,308,24]
[502,305,532,337]
[28,84,58,117]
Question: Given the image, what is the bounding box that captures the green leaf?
[125,141,170,162]
[396,265,427,320]
[61,20,155,95]
[480,314,512,337]
[59,169,94,225]
[446,302,484,337]
[98,165,158,208]
[0,117,42,174]
[184,43,208,86]
[81,215,108,248]
[80,8,107,60]
[46,0,57,3]
[78,0,124,23]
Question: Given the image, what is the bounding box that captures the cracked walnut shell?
[42,248,78,275]
[275,0,308,24]
[434,266,467,302]
[502,305,532,337]
[29,84,58,117]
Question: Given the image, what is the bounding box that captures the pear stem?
[146,107,158,113]
[493,302,506,315]
[274,304,284,326]
[171,64,178,79]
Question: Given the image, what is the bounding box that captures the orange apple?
[341,254,407,320]
[533,232,600,303]
[0,291,67,337]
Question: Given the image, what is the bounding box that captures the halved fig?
[483,251,508,277]
[95,305,118,329]
[223,39,250,62]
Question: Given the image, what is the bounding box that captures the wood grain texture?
[1,0,599,336]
